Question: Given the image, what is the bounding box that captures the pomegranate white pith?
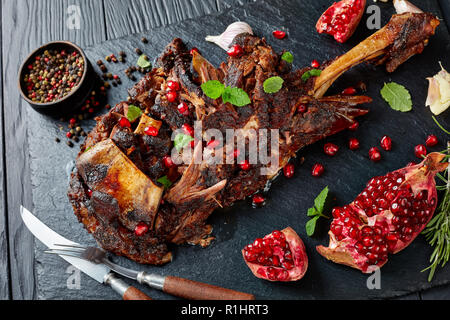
[242,227,308,282]
[317,153,448,273]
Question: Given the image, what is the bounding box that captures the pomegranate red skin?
[242,227,308,282]
[316,0,366,43]
[317,153,448,273]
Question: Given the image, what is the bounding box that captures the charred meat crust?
[69,12,438,265]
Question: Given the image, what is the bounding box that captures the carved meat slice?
[77,139,164,230]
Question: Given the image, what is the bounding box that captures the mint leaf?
[263,76,284,94]
[314,186,329,214]
[137,54,152,69]
[222,87,251,107]
[174,134,194,152]
[380,82,412,112]
[306,216,320,237]
[157,176,173,189]
[281,51,294,64]
[126,105,143,122]
[201,80,225,100]
[307,207,318,217]
[301,69,322,82]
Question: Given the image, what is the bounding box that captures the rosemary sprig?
[422,139,450,281]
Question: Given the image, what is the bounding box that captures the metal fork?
[45,244,255,300]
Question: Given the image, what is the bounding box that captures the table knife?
[20,206,151,300]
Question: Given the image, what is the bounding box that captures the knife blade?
[20,206,151,300]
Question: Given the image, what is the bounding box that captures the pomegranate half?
[242,227,308,282]
[317,153,448,273]
[316,0,366,43]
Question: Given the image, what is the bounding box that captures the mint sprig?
[126,105,143,122]
[263,76,284,94]
[174,134,194,152]
[306,186,330,236]
[137,54,152,69]
[380,82,412,112]
[157,176,173,189]
[201,80,251,107]
[281,51,294,64]
[301,69,322,82]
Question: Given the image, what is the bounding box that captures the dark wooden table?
[0,0,449,300]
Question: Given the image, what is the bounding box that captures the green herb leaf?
[157,176,173,189]
[201,80,225,100]
[281,51,294,64]
[306,216,320,237]
[222,87,251,107]
[380,82,412,112]
[137,54,152,69]
[126,105,143,122]
[314,186,329,214]
[301,69,322,82]
[263,76,284,94]
[174,134,194,152]
[307,207,318,217]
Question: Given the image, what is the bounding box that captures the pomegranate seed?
[311,59,320,68]
[349,138,360,150]
[239,160,251,171]
[182,124,194,137]
[414,145,427,158]
[87,189,93,198]
[348,121,359,131]
[369,147,382,162]
[380,136,392,151]
[283,164,295,178]
[426,135,438,147]
[66,132,72,139]
[119,117,131,128]
[190,47,199,55]
[207,139,220,149]
[273,30,287,39]
[227,44,244,57]
[342,87,356,95]
[324,143,339,156]
[233,149,241,159]
[167,80,180,91]
[297,104,308,113]
[144,126,159,137]
[163,156,175,168]
[166,91,178,103]
[134,222,149,237]
[69,118,77,125]
[312,164,325,177]
[177,102,189,116]
[252,194,266,207]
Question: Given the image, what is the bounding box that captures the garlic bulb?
[426,62,450,115]
[393,0,423,14]
[206,22,253,51]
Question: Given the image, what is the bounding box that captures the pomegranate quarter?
[317,153,448,273]
[242,228,308,282]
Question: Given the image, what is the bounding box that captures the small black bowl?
[18,41,95,117]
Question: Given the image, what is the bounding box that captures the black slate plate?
[27,0,450,300]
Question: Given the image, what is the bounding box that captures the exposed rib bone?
[313,12,440,98]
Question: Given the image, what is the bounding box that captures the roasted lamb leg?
[69,12,439,265]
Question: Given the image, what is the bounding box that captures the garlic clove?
[206,21,253,51]
[426,62,450,115]
[393,0,423,14]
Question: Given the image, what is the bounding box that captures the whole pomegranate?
[316,0,366,43]
[242,228,308,282]
[317,153,448,273]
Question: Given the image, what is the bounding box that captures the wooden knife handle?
[105,273,152,300]
[123,287,152,301]
[163,276,255,300]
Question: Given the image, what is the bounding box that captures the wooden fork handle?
[163,276,255,300]
[105,273,151,300]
